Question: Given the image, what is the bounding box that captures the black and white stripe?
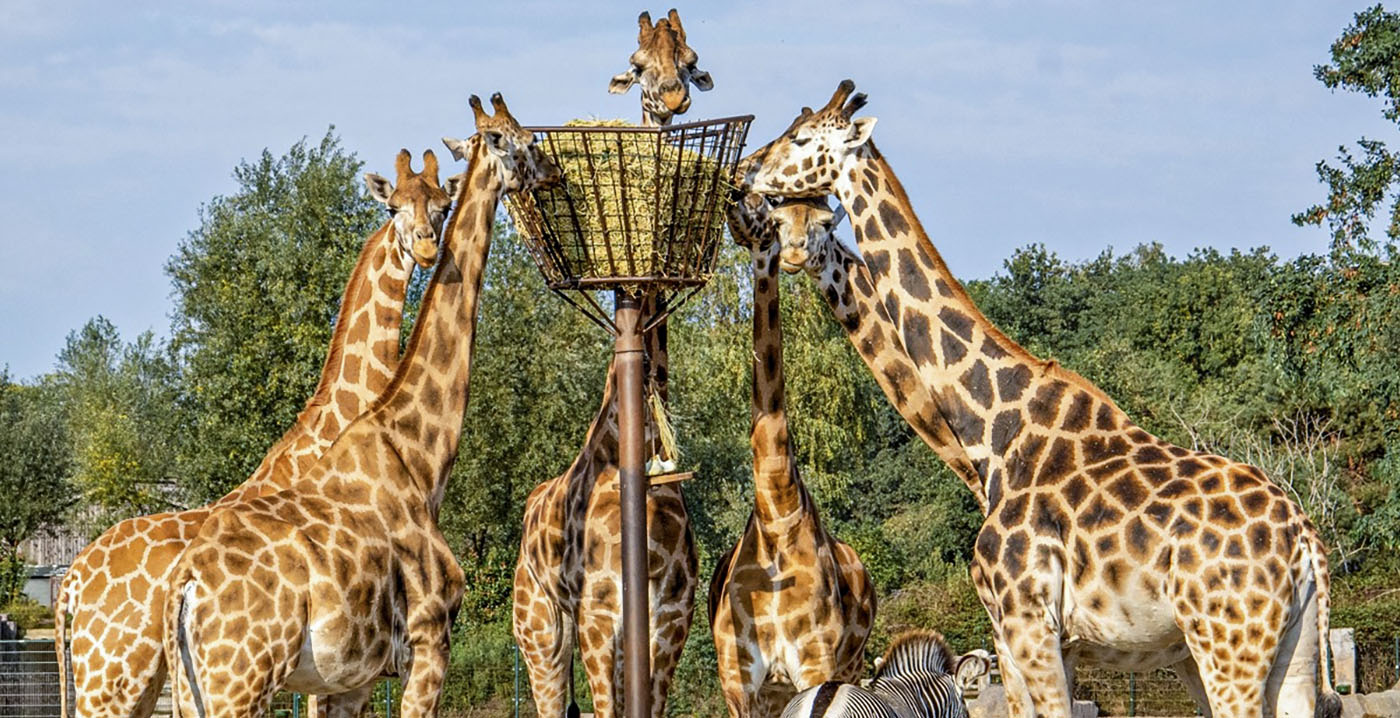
[780,632,991,718]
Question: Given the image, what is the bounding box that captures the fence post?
[514,642,521,718]
[1128,672,1136,716]
[1394,635,1399,688]
[292,693,300,718]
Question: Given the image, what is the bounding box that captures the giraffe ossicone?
[739,79,1342,718]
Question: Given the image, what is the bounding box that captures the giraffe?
[160,93,560,718]
[737,79,1343,718]
[608,8,713,126]
[512,300,697,718]
[54,149,457,718]
[511,18,713,715]
[707,192,877,718]
[755,194,987,513]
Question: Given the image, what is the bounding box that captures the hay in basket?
[503,117,742,289]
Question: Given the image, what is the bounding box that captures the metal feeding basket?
[504,115,753,311]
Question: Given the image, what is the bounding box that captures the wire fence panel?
[1357,639,1400,695]
[0,640,71,718]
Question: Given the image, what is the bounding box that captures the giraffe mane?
[302,221,390,411]
[866,140,1124,415]
[875,630,955,678]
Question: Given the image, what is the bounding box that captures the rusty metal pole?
[614,290,651,718]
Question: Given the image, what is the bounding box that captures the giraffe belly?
[1061,576,1182,668]
[283,609,391,693]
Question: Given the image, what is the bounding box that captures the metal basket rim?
[521,114,755,135]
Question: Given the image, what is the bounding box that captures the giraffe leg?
[394,537,465,718]
[988,629,1033,718]
[993,612,1072,718]
[513,567,574,718]
[321,684,375,718]
[1180,610,1277,718]
[710,601,757,718]
[646,534,696,718]
[1171,655,1215,718]
[577,593,619,718]
[971,561,1033,718]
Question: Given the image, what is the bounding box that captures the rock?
[967,683,1008,718]
[1332,628,1358,693]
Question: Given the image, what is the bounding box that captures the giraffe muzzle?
[412,238,439,268]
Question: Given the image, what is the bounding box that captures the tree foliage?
[0,370,74,601]
[1295,5,1400,252]
[166,129,382,502]
[54,317,182,527]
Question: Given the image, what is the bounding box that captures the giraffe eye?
[793,137,811,147]
[388,207,400,217]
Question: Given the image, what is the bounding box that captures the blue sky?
[0,1,1392,379]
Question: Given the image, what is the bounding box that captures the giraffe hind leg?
[513,579,575,718]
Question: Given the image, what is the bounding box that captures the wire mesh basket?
[504,115,753,293]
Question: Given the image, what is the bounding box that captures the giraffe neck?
[565,301,667,483]
[749,240,802,523]
[215,220,411,506]
[811,240,987,513]
[303,221,411,432]
[833,142,1124,498]
[372,139,498,510]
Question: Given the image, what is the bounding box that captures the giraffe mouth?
[412,239,439,268]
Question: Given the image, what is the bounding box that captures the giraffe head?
[737,79,876,198]
[442,93,561,193]
[608,9,714,126]
[364,149,464,269]
[728,191,840,273]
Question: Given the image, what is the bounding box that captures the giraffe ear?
[610,69,639,94]
[846,116,877,148]
[690,68,714,91]
[364,173,394,205]
[442,173,466,201]
[953,651,993,693]
[441,137,472,162]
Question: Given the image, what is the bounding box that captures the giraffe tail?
[54,575,70,718]
[170,580,208,718]
[1309,533,1341,718]
[566,636,580,718]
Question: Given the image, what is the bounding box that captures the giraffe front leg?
[994,611,1073,718]
[1171,656,1214,718]
[321,684,375,718]
[394,538,465,718]
[711,606,760,718]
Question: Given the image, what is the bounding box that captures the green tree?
[54,317,183,527]
[0,370,75,601]
[166,129,381,502]
[1294,4,1400,253]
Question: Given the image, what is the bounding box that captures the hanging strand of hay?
[649,388,680,465]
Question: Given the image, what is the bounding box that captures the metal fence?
[0,640,70,718]
[8,638,1398,718]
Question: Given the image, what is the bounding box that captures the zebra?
[780,631,993,718]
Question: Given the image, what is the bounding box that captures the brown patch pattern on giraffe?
[55,150,459,718]
[160,94,560,718]
[737,80,1341,718]
[513,296,697,718]
[708,195,876,718]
